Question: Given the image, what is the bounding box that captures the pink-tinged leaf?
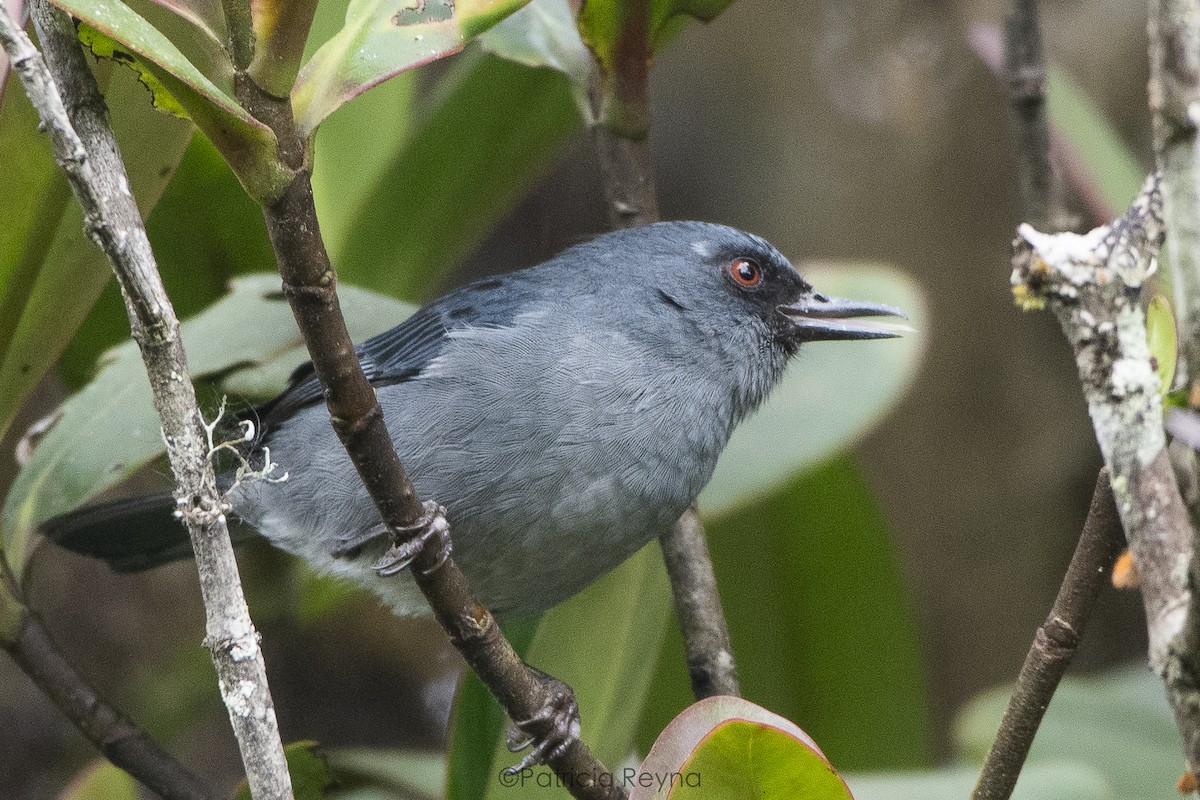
[48,0,290,202]
[293,0,531,137]
[145,0,224,48]
[632,697,852,800]
[248,0,319,96]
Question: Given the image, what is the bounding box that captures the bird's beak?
[777,293,910,341]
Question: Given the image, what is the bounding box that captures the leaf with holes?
[292,0,531,136]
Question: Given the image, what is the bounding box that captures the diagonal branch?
[970,469,1125,800]
[226,21,626,800]
[0,565,214,800]
[0,4,293,798]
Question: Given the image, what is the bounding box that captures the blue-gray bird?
[46,221,905,620]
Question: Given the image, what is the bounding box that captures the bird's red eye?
[730,258,762,287]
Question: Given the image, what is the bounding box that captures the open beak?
[778,293,910,341]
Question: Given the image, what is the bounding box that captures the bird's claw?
[372,500,452,577]
[504,669,581,774]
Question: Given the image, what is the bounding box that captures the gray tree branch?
[0,4,294,797]
[1012,174,1200,774]
[1149,0,1200,389]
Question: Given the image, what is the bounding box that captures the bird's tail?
[42,493,258,572]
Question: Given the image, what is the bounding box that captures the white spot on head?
[691,240,713,258]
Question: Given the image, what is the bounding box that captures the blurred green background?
[0,0,1162,797]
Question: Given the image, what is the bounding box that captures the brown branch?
[586,17,738,700]
[1002,0,1063,230]
[971,469,1124,800]
[228,35,625,800]
[2,589,216,800]
[3,4,294,797]
[660,507,740,698]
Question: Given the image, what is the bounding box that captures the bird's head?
[576,221,907,355]
[557,221,908,419]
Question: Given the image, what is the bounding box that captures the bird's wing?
[255,275,527,429]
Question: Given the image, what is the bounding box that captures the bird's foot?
[372,500,452,577]
[504,667,582,774]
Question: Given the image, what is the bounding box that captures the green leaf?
[58,760,140,800]
[482,544,673,799]
[325,747,445,799]
[640,457,931,771]
[292,0,532,136]
[335,52,579,301]
[58,133,276,389]
[700,263,925,515]
[309,74,417,268]
[1147,295,1178,393]
[577,0,734,132]
[234,741,333,800]
[1046,66,1144,223]
[144,0,226,47]
[78,21,188,117]
[632,697,851,800]
[48,0,288,202]
[478,0,592,113]
[2,275,414,577]
[0,66,192,446]
[247,0,320,96]
[0,80,69,436]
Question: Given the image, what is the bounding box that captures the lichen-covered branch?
[1148,0,1200,388]
[1011,174,1200,769]
[1,4,293,797]
[971,470,1124,800]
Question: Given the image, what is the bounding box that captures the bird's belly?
[233,378,723,618]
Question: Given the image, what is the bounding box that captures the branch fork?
[1011,174,1200,770]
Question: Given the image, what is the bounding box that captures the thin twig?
[586,14,740,700]
[971,469,1124,800]
[1012,174,1200,773]
[0,564,214,800]
[225,26,625,800]
[1003,0,1063,230]
[660,507,740,698]
[2,4,294,797]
